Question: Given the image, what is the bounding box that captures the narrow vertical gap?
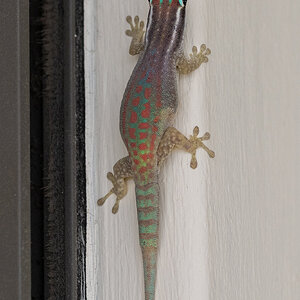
[75,0,87,297]
[30,0,44,298]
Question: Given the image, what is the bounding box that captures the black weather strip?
[42,0,65,297]
[30,0,86,298]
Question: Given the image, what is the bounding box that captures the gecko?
[97,0,214,299]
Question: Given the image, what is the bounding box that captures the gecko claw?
[200,132,210,141]
[97,197,106,206]
[193,125,200,137]
[190,153,198,169]
[112,202,120,214]
[97,189,114,206]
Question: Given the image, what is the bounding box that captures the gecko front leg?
[157,126,215,169]
[97,156,133,214]
[177,44,211,74]
[125,16,145,56]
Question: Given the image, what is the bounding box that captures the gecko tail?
[141,247,158,300]
[135,181,160,300]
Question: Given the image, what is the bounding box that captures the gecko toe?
[112,203,120,214]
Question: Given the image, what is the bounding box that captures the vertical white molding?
[84,0,97,297]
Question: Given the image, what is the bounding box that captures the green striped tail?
[136,181,160,300]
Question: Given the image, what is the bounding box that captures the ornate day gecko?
[98,0,214,299]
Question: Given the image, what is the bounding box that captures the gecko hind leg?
[97,156,133,214]
[157,126,215,169]
[125,16,145,56]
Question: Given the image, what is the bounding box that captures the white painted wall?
[85,0,300,299]
[206,1,300,299]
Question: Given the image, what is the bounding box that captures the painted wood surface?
[206,1,300,299]
[85,0,300,299]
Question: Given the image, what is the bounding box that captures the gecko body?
[98,1,214,299]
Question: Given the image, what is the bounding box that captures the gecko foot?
[177,44,211,74]
[190,44,211,64]
[97,172,128,214]
[125,16,145,55]
[125,16,144,39]
[189,126,215,169]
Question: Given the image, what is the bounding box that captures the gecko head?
[148,0,187,7]
[145,0,187,51]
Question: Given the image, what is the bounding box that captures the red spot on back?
[154,116,159,123]
[153,126,158,132]
[129,128,136,139]
[139,132,148,139]
[130,142,136,148]
[134,159,140,165]
[139,123,149,129]
[130,111,137,123]
[133,150,138,156]
[141,102,151,118]
[144,88,151,99]
[142,110,150,118]
[136,86,142,93]
[141,154,148,161]
[139,143,147,150]
[132,97,140,106]
[139,166,147,174]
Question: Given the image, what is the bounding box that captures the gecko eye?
[178,0,187,6]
